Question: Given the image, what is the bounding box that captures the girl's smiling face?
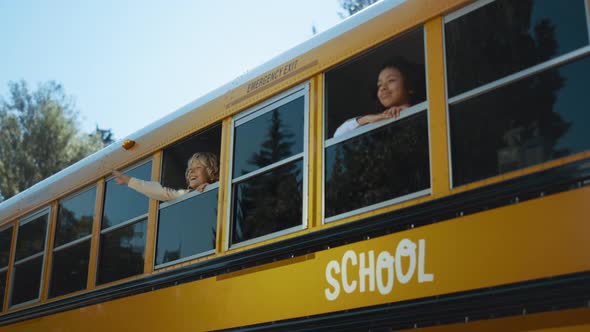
[186,161,209,189]
[377,66,410,109]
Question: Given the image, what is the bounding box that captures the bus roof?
[0,0,412,223]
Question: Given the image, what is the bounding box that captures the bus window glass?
[0,226,12,268]
[0,226,12,311]
[0,271,6,311]
[445,0,590,186]
[233,97,304,177]
[232,160,303,244]
[102,162,151,229]
[54,186,96,247]
[49,240,90,298]
[230,88,307,246]
[11,210,49,307]
[98,161,151,285]
[325,113,430,218]
[49,186,96,298]
[324,27,429,220]
[445,0,590,97]
[97,219,147,285]
[450,56,590,186]
[11,257,43,306]
[14,214,47,262]
[156,189,218,266]
[155,125,222,268]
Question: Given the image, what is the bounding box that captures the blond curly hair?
[184,152,220,186]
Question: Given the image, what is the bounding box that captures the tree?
[325,114,430,217]
[339,0,380,18]
[233,109,302,243]
[0,80,106,201]
[445,0,571,185]
[95,125,115,145]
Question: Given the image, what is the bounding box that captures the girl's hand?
[196,182,209,193]
[112,170,131,185]
[383,105,408,118]
[357,113,389,125]
[357,105,408,126]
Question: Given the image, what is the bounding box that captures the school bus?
[0,0,589,330]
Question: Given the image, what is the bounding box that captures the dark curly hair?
[374,56,426,110]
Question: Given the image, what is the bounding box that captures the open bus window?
[445,0,590,186]
[49,186,96,298]
[97,161,151,285]
[325,28,426,139]
[10,209,49,307]
[324,27,430,221]
[0,225,12,311]
[155,125,221,268]
[160,124,222,190]
[229,86,307,247]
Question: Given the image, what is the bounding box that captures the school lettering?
[324,238,434,301]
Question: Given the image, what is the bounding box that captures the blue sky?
[0,0,342,139]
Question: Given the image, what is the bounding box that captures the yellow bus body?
[0,0,589,330]
[0,185,588,331]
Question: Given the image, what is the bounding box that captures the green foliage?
[339,0,380,17]
[0,80,106,201]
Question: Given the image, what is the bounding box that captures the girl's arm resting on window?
[333,118,361,137]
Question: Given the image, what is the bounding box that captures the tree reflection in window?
[231,95,305,245]
[11,211,48,306]
[233,162,303,244]
[445,0,589,96]
[97,220,146,285]
[155,189,218,266]
[325,113,430,218]
[449,58,590,185]
[446,0,590,185]
[50,187,95,298]
[55,187,95,247]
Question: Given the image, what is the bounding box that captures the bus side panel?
[399,307,590,332]
[1,186,589,331]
